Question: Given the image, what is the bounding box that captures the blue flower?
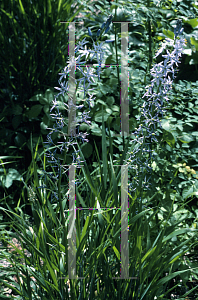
[150,63,165,86]
[76,66,97,97]
[162,49,180,68]
[54,81,69,97]
[75,38,89,52]
[88,41,105,64]
[77,45,90,61]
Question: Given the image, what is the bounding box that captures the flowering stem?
[124,20,186,199]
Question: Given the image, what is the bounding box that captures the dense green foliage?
[0,0,198,299]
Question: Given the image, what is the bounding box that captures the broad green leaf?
[94,110,110,122]
[81,143,93,159]
[25,105,43,118]
[163,130,175,148]
[178,134,194,143]
[4,169,23,188]
[44,88,55,103]
[182,184,198,200]
[163,29,174,39]
[184,18,198,29]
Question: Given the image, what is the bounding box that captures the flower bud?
[105,39,114,43]
[97,29,101,37]
[101,22,105,30]
[174,19,184,38]
[106,14,113,27]
[105,26,110,34]
[88,27,92,37]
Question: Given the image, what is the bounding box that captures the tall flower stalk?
[39,16,114,204]
[123,20,186,198]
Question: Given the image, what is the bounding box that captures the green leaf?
[161,119,171,131]
[81,143,93,159]
[94,111,110,122]
[80,215,90,244]
[113,245,120,261]
[25,105,43,118]
[14,133,26,148]
[0,156,23,159]
[157,268,197,285]
[58,0,63,14]
[190,37,198,51]
[109,154,118,207]
[109,78,118,86]
[44,88,55,104]
[106,96,115,106]
[12,115,22,130]
[141,246,157,263]
[184,18,198,29]
[101,106,107,191]
[4,169,23,188]
[182,184,198,200]
[178,134,194,143]
[105,55,113,64]
[0,9,18,25]
[163,228,198,243]
[163,130,175,148]
[12,105,23,115]
[18,0,25,14]
[163,29,174,40]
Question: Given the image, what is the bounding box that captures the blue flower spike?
[123,20,186,195]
